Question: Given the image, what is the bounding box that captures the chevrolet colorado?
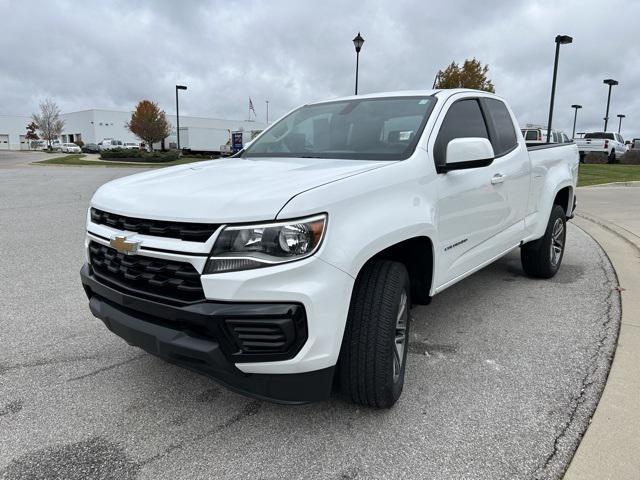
[80,89,579,408]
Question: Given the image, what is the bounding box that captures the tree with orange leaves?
[127,100,171,151]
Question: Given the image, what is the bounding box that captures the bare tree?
[31,98,65,149]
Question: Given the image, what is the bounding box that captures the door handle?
[491,173,506,185]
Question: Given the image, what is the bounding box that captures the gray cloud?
[1,0,638,138]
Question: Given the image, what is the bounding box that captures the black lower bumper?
[80,264,334,403]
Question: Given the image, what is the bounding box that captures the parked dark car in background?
[82,143,100,153]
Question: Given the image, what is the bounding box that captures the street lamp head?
[353,32,364,53]
[555,35,573,44]
[571,104,582,109]
[603,79,618,86]
[176,85,188,90]
[617,114,626,119]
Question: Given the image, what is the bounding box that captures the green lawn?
[578,164,640,187]
[32,154,205,168]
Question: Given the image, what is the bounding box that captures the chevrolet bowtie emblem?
[109,235,141,255]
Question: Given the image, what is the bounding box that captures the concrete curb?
[564,213,640,480]
[580,181,640,188]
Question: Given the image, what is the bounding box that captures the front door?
[431,96,528,290]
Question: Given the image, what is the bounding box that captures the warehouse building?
[0,109,267,151]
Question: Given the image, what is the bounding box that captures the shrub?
[621,151,640,165]
[181,152,220,160]
[74,139,85,148]
[100,148,179,162]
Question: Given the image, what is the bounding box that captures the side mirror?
[440,137,495,172]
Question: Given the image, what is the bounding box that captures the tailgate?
[576,139,606,149]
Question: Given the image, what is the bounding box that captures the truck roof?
[308,89,501,106]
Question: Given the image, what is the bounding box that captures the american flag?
[249,98,256,117]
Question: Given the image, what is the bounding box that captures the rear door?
[431,95,529,289]
[615,134,626,154]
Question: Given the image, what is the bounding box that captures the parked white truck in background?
[179,127,263,154]
[520,125,571,144]
[81,89,579,407]
[574,131,626,163]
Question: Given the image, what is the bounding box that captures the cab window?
[434,99,489,166]
[483,98,518,155]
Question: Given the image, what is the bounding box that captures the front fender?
[276,159,438,279]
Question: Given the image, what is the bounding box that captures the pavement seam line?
[530,222,621,479]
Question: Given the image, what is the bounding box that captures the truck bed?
[526,142,572,151]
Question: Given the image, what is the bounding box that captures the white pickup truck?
[80,89,579,407]
[574,131,626,163]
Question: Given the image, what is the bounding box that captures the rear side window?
[483,98,518,155]
[434,99,489,166]
[525,130,538,141]
[562,133,570,143]
[584,132,614,140]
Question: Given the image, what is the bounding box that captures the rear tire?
[608,149,616,164]
[521,204,567,278]
[338,260,411,408]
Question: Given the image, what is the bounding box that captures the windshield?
[584,132,614,140]
[242,96,436,160]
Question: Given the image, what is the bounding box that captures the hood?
[91,157,391,223]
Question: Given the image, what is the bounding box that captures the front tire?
[338,260,411,408]
[521,204,567,278]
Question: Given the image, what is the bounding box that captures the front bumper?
[80,264,335,403]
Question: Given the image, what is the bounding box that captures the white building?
[0,109,267,151]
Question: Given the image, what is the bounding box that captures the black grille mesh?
[88,241,204,303]
[90,208,219,242]
[226,318,296,354]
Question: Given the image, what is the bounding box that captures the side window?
[483,98,518,155]
[562,133,570,143]
[552,132,558,143]
[434,99,489,166]
[525,130,538,141]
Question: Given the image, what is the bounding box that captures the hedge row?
[583,150,640,165]
[100,148,180,162]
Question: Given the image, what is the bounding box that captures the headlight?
[204,214,327,274]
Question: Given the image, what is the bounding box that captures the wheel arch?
[553,185,573,215]
[355,236,434,305]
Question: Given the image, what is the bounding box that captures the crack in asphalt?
[67,354,146,381]
[529,246,621,479]
[0,353,103,376]
[136,400,262,468]
[0,400,24,417]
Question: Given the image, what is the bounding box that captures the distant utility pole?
[266,100,269,123]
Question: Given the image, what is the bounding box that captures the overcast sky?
[1,0,638,138]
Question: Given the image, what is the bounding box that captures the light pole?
[617,114,626,134]
[175,85,187,150]
[353,32,364,95]
[603,79,618,131]
[571,104,582,139]
[265,100,269,123]
[546,35,573,143]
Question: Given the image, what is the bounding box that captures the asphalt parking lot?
[0,151,621,480]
